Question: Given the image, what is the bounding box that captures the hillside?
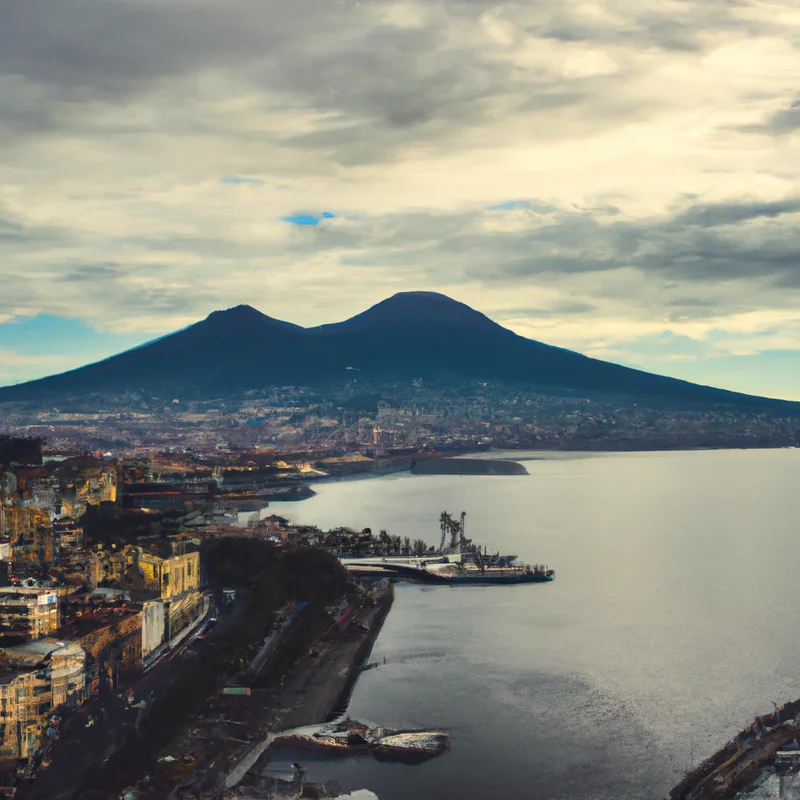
[0,291,797,414]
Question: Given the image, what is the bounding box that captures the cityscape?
[0,433,421,798]
[2,380,800,458]
[3,0,800,798]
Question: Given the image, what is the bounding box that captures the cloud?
[493,302,597,319]
[671,199,800,228]
[737,96,800,135]
[0,0,799,396]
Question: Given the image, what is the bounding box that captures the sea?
[264,449,800,800]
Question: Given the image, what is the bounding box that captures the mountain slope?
[0,292,797,413]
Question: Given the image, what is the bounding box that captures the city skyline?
[2,1,799,398]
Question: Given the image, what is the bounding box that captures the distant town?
[2,380,799,456]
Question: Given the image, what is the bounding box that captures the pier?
[341,510,555,585]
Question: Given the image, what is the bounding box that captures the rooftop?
[57,608,139,639]
[3,639,68,658]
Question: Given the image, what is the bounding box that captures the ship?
[420,511,555,584]
[340,510,555,585]
[423,561,555,584]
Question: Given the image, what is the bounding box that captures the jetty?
[342,510,555,585]
[669,698,800,799]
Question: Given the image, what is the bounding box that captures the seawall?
[410,457,528,476]
[273,584,395,731]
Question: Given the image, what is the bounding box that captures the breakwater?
[410,457,528,476]
[669,698,800,800]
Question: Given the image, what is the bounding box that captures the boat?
[373,731,448,763]
[270,719,448,762]
[427,563,555,584]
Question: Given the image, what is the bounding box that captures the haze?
[1,0,799,398]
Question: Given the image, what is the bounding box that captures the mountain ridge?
[0,291,797,413]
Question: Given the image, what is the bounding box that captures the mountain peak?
[382,291,468,308]
[202,304,303,331]
[386,290,455,302]
[336,291,504,332]
[207,304,263,320]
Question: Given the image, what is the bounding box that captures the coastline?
[222,582,396,793]
[291,446,800,497]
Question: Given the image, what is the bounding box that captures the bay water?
[267,449,800,800]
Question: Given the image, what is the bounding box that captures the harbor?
[341,510,555,585]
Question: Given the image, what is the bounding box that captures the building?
[90,543,202,645]
[139,549,200,600]
[139,548,202,641]
[89,544,139,588]
[0,591,60,646]
[53,519,85,565]
[0,640,86,761]
[57,608,142,693]
[0,507,53,565]
[0,666,49,761]
[141,598,166,662]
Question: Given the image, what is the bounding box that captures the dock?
[341,510,555,585]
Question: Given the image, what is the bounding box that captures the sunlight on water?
[269,449,800,800]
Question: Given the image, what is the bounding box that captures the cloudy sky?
[1,0,799,397]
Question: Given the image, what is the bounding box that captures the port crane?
[437,511,475,555]
[437,510,517,570]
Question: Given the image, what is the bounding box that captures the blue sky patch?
[220,176,263,185]
[281,212,335,225]
[485,200,557,213]
[0,314,146,356]
[486,200,530,210]
[282,215,321,225]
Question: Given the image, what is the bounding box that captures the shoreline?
[285,446,800,498]
[222,583,396,793]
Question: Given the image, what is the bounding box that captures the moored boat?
[270,720,448,763]
[373,731,448,763]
